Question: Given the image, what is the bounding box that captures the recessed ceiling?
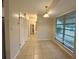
[14,0,76,16]
[15,0,55,14]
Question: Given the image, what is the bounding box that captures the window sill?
[52,39,75,58]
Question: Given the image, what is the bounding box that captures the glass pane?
[64,11,76,50]
[65,11,76,24]
[65,18,75,24]
[65,24,75,28]
[66,11,76,19]
[64,35,74,49]
[56,33,63,43]
[65,30,75,36]
[65,25,75,30]
[56,28,63,34]
[56,17,63,43]
[56,25,63,42]
[56,25,63,29]
[56,17,63,24]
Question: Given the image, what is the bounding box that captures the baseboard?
[13,48,21,59]
[38,39,49,40]
[13,41,26,59]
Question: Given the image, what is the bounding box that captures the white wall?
[4,0,29,59]
[9,15,28,59]
[50,17,56,41]
[37,15,55,40]
[20,17,27,48]
[4,0,10,59]
[5,2,37,58]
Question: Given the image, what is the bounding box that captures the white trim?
[20,41,25,49]
[38,39,49,40]
[13,48,20,59]
[13,41,26,59]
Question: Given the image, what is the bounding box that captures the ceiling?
[15,0,76,17]
[15,0,54,14]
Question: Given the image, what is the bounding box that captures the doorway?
[2,17,6,59]
[30,24,34,34]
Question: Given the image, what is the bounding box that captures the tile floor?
[16,35,74,59]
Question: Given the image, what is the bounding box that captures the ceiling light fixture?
[43,13,49,17]
[43,6,49,18]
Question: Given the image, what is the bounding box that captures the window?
[56,17,64,43]
[56,11,76,51]
[64,11,76,51]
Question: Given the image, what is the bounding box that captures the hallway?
[16,35,73,59]
[3,0,76,59]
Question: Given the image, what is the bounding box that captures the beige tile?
[16,35,74,59]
